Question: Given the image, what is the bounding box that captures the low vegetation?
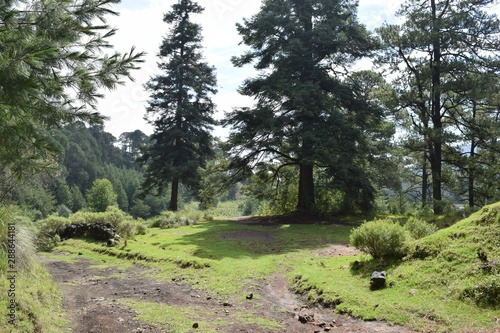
[4,202,492,332]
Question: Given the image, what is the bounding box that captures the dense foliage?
[0,0,143,185]
[224,0,382,213]
[138,0,217,211]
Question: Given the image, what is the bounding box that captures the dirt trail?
[42,249,417,333]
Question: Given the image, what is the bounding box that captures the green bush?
[404,217,438,239]
[149,209,203,229]
[349,219,408,259]
[116,220,136,239]
[37,214,71,233]
[135,221,148,235]
[65,207,147,239]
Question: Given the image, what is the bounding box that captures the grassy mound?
[407,203,500,307]
[290,203,500,333]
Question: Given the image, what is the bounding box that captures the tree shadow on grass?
[173,216,357,261]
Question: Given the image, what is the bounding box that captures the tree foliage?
[86,178,117,212]
[377,0,500,213]
[0,0,143,187]
[224,0,382,213]
[139,0,217,211]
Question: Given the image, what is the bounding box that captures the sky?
[93,0,438,138]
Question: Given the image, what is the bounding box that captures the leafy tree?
[86,179,117,212]
[139,0,217,211]
[377,0,500,213]
[119,130,149,162]
[224,0,380,213]
[0,0,143,195]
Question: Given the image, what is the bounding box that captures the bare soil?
[41,216,418,333]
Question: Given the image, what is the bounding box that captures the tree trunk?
[422,152,429,207]
[295,1,315,213]
[468,102,477,208]
[430,0,443,214]
[169,178,179,211]
[297,163,315,212]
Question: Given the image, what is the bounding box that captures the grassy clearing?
[48,204,500,333]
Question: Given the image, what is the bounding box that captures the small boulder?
[298,306,315,323]
[370,271,387,290]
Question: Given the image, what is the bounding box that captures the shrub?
[349,219,408,259]
[116,220,136,240]
[68,207,147,239]
[37,234,61,252]
[37,214,71,233]
[404,217,438,239]
[135,221,148,235]
[149,209,203,229]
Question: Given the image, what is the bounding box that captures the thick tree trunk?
[169,178,179,211]
[297,163,315,212]
[295,1,315,213]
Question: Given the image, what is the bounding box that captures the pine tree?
[223,0,379,213]
[377,0,500,213]
[138,0,217,211]
[0,0,143,193]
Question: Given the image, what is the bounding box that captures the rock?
[409,289,418,295]
[58,223,118,242]
[298,306,315,323]
[222,302,232,307]
[370,271,387,290]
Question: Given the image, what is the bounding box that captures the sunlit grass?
[50,204,500,332]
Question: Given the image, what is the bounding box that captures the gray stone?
[370,271,387,290]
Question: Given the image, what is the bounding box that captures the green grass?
[118,298,283,333]
[0,263,68,332]
[47,203,500,333]
[289,203,500,333]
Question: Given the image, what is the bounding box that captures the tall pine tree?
[223,0,380,213]
[139,0,217,211]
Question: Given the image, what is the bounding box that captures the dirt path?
[42,249,417,333]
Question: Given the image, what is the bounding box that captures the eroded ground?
[42,235,417,333]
